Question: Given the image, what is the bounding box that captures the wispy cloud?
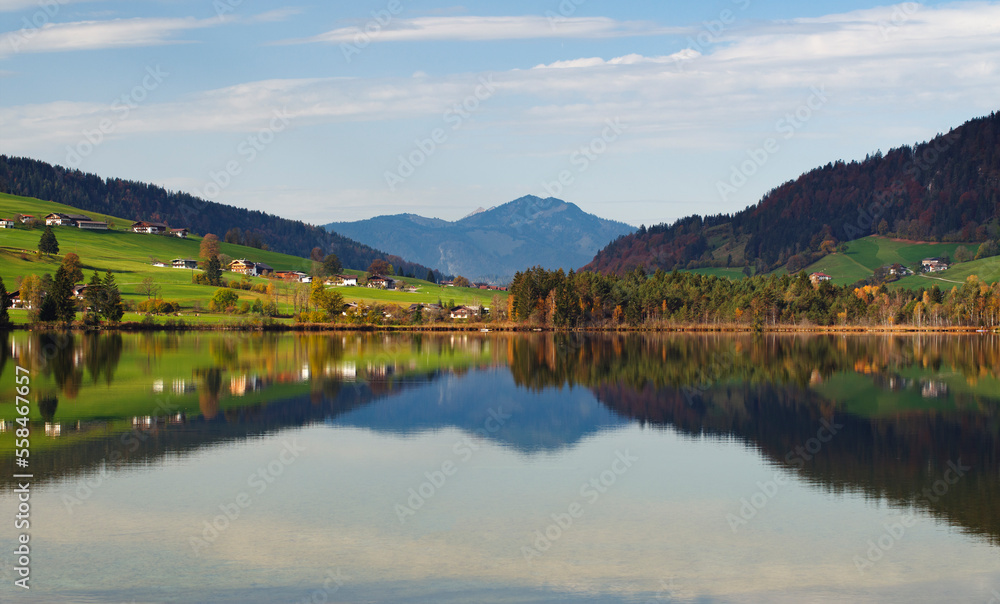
[2,3,998,155]
[0,16,221,58]
[285,15,680,45]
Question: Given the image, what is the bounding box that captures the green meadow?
[0,192,504,323]
[795,236,988,286]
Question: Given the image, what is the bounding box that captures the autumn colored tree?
[61,253,84,283]
[199,233,220,261]
[367,259,391,276]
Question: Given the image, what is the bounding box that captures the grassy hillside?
[892,255,1000,289]
[0,193,505,323]
[794,236,984,286]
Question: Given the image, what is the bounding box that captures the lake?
[1,331,998,603]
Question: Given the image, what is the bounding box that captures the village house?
[439,280,455,287]
[17,215,33,224]
[274,270,306,281]
[366,275,395,289]
[172,258,198,269]
[7,290,23,309]
[449,306,472,320]
[333,274,358,287]
[72,284,89,299]
[229,259,273,277]
[169,228,188,238]
[45,212,92,226]
[809,272,832,286]
[131,220,167,234]
[922,258,950,273]
[75,219,109,230]
[0,218,14,228]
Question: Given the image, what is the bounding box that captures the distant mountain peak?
[462,206,490,219]
[326,195,635,283]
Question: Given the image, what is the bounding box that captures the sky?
[0,1,998,228]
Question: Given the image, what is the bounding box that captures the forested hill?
[586,111,1000,276]
[0,156,442,278]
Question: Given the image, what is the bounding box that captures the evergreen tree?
[83,272,104,322]
[206,255,223,286]
[322,254,342,276]
[426,270,436,284]
[38,225,59,255]
[37,293,57,322]
[100,271,124,322]
[52,266,76,323]
[0,276,11,330]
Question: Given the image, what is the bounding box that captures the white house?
[172,258,198,269]
[334,274,358,287]
[75,219,108,230]
[0,218,14,228]
[131,221,167,234]
[922,258,950,273]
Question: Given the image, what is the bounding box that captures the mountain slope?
[326,195,635,283]
[0,155,441,277]
[585,111,1000,275]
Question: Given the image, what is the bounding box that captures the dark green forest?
[0,155,444,280]
[587,111,1000,275]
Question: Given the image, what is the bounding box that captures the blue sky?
[1,1,998,227]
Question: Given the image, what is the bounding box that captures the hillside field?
[795,236,987,286]
[0,193,505,324]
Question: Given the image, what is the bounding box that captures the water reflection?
[1,331,998,549]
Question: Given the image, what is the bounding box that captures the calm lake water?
[1,331,998,603]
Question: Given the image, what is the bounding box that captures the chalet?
[449,306,471,320]
[75,219,109,230]
[46,212,93,226]
[922,258,950,273]
[298,274,312,283]
[169,228,188,238]
[131,221,167,234]
[18,215,33,224]
[229,259,272,277]
[809,272,832,286]
[0,218,13,228]
[172,258,198,269]
[334,274,358,287]
[72,284,88,300]
[366,275,395,289]
[440,280,455,287]
[883,263,912,277]
[274,270,306,281]
[151,261,168,268]
[5,291,20,308]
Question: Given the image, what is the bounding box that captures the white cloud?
[2,3,998,158]
[0,16,221,58]
[286,15,680,45]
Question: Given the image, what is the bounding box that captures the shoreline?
[4,322,997,334]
